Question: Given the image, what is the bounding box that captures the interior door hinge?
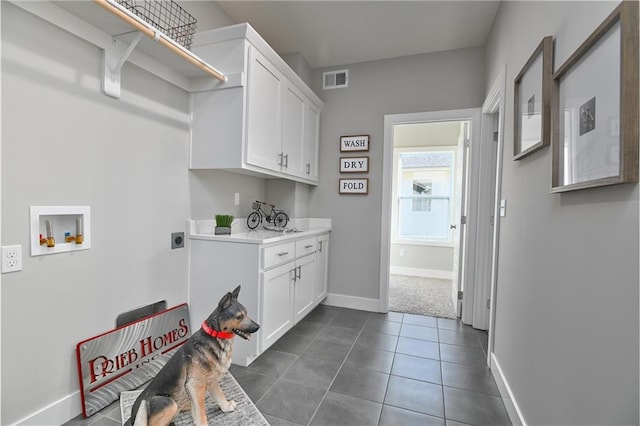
[460,215,467,225]
[493,131,499,142]
[487,299,491,309]
[457,291,463,300]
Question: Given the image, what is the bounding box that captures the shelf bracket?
[102,31,144,98]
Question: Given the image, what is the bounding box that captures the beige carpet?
[389,274,457,319]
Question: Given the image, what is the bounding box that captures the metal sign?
[76,304,191,417]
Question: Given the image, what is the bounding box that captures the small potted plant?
[215,214,234,235]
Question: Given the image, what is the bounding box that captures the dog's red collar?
[201,322,235,339]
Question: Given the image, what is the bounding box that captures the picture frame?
[340,135,370,152]
[339,178,369,194]
[551,1,638,193]
[339,156,369,173]
[513,36,554,160]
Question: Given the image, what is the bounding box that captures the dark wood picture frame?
[340,135,370,152]
[514,36,554,160]
[339,178,369,194]
[551,1,638,192]
[339,156,369,173]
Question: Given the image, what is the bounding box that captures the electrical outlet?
[171,232,185,250]
[234,192,240,206]
[2,245,22,273]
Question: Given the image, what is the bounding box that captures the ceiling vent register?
[323,69,349,90]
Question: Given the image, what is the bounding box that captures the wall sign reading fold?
[339,178,369,194]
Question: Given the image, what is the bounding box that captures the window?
[396,151,454,241]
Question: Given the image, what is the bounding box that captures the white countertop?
[188,218,331,245]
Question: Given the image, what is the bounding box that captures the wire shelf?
[116,0,197,50]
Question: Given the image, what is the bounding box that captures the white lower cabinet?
[189,231,330,366]
[293,253,317,323]
[262,262,295,350]
[316,233,329,303]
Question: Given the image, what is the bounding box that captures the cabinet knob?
[306,163,311,174]
[304,244,313,249]
[283,153,289,168]
[277,251,289,256]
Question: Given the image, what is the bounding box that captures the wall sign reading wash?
[340,135,369,152]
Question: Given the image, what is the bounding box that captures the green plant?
[215,214,234,228]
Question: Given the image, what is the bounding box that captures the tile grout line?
[375,312,403,426]
[305,312,377,426]
[251,317,333,420]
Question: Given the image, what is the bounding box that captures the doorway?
[387,120,469,319]
[380,108,483,323]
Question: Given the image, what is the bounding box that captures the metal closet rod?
[93,0,226,82]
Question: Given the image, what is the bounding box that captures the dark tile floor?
[231,305,511,426]
[63,305,511,426]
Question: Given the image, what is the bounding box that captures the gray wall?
[0,2,259,424]
[309,48,485,302]
[485,2,638,424]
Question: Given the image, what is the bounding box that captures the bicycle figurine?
[247,201,289,230]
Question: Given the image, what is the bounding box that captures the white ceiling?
[214,1,501,69]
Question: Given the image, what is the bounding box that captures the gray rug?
[120,372,269,426]
[389,274,457,319]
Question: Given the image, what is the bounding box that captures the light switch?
[500,199,507,217]
[234,193,240,206]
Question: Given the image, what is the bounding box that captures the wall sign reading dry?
[340,156,369,173]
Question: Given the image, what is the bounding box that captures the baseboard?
[12,391,81,426]
[323,293,380,312]
[390,266,453,280]
[490,353,526,426]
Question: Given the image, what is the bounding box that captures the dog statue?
[126,285,259,426]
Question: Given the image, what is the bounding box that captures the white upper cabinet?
[190,23,323,185]
[304,102,321,181]
[245,48,284,172]
[282,82,307,179]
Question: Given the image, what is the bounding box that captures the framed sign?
[551,1,638,192]
[514,35,553,160]
[340,135,370,152]
[339,178,369,194]
[340,156,369,173]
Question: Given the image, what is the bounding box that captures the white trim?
[484,66,507,362]
[390,266,453,280]
[490,353,527,426]
[11,391,81,426]
[381,109,481,315]
[322,293,380,313]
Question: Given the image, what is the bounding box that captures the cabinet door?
[315,234,329,303]
[282,82,306,178]
[245,47,283,172]
[262,262,294,351]
[294,253,317,323]
[303,102,321,181]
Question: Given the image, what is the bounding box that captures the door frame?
[483,67,506,362]
[379,108,482,315]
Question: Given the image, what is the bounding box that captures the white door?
[282,82,306,178]
[303,102,321,180]
[315,234,329,303]
[245,47,283,172]
[261,262,294,351]
[452,122,470,317]
[293,254,317,323]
